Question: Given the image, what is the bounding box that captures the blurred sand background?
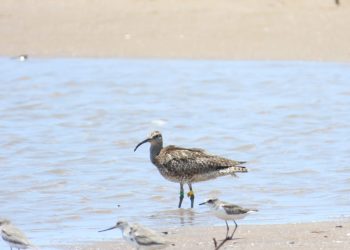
[1,0,349,61]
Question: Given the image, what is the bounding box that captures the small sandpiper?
[99,220,173,249]
[199,198,257,239]
[0,219,33,250]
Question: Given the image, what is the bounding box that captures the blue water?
[0,58,349,248]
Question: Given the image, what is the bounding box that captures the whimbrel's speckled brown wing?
[158,145,245,176]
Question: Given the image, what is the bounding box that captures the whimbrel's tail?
[221,165,248,177]
[233,165,247,172]
[191,164,247,182]
[248,209,258,213]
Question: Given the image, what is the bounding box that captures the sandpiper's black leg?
[178,183,184,208]
[187,183,195,208]
[225,220,230,239]
[229,220,238,239]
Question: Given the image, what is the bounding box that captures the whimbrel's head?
[0,219,11,226]
[98,220,129,233]
[199,198,220,208]
[134,131,163,152]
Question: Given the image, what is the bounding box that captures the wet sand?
[58,221,350,250]
[1,0,350,61]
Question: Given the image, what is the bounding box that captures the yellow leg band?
[187,191,194,197]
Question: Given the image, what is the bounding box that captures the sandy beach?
[1,0,350,61]
[58,221,350,250]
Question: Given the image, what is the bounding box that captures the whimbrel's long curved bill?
[134,138,151,152]
[98,225,117,232]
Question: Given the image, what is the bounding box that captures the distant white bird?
[199,198,257,239]
[0,219,33,250]
[11,55,28,61]
[99,220,173,249]
[17,55,28,62]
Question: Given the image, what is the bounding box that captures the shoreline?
[56,220,350,250]
[1,0,350,61]
[4,56,350,64]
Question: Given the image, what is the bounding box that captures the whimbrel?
[99,220,173,249]
[199,198,257,239]
[0,219,33,250]
[134,131,248,208]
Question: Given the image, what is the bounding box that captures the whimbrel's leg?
[229,220,238,239]
[178,183,184,208]
[187,183,195,208]
[225,220,230,239]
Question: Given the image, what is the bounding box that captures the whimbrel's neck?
[150,142,162,164]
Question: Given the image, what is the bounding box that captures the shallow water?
[0,58,349,248]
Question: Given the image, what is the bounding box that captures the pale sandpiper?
[0,219,33,250]
[199,198,257,239]
[99,220,173,249]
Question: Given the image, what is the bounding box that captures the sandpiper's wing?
[1,224,32,248]
[131,224,169,247]
[158,145,246,175]
[220,201,258,215]
[220,202,251,215]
